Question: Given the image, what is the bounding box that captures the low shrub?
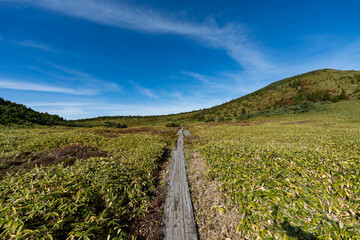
[104,121,127,128]
[165,122,180,127]
[116,123,127,128]
[205,117,215,122]
[236,102,329,120]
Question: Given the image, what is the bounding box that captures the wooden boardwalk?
[163,128,198,240]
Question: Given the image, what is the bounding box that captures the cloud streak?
[3,0,271,71]
[0,78,94,95]
[14,40,55,52]
[49,64,122,92]
[130,81,159,99]
[181,71,253,94]
[0,78,105,95]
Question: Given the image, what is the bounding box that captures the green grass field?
[0,126,177,239]
[1,69,360,239]
[186,100,360,239]
[1,101,360,239]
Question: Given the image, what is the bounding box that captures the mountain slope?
[0,97,65,126]
[72,69,360,127]
[191,69,359,122]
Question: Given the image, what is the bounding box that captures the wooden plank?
[163,128,198,240]
[184,130,191,137]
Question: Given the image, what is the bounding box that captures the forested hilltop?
[0,97,65,126]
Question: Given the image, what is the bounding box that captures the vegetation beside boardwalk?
[0,127,176,239]
[1,68,360,239]
[187,100,360,239]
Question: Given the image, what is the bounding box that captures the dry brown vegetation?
[0,144,107,178]
[185,151,242,239]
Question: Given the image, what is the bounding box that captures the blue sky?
[0,0,360,119]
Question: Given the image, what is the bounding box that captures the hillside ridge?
[65,68,360,126]
[190,68,359,122]
[2,68,359,127]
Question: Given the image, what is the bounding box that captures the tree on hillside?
[0,97,65,126]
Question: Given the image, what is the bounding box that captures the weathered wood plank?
[184,130,191,137]
[163,128,198,240]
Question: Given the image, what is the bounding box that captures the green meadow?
[1,69,360,239]
[186,100,360,239]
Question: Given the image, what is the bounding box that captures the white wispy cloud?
[50,64,94,79]
[3,0,271,71]
[130,81,159,99]
[0,63,122,96]
[25,63,123,94]
[0,78,94,95]
[181,71,211,85]
[49,64,122,91]
[181,71,253,94]
[29,102,87,107]
[14,40,55,52]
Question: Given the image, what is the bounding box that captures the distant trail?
[163,127,198,240]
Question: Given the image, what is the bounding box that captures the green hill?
[191,69,359,122]
[0,97,66,126]
[74,69,360,127]
[3,69,359,127]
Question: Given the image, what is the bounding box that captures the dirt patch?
[184,135,199,142]
[93,129,119,138]
[0,144,107,178]
[129,148,171,240]
[185,151,242,239]
[130,185,167,239]
[281,120,317,125]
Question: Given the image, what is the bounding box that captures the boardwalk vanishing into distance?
[163,128,198,240]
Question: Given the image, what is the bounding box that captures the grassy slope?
[73,69,360,127]
[185,100,360,239]
[192,69,360,121]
